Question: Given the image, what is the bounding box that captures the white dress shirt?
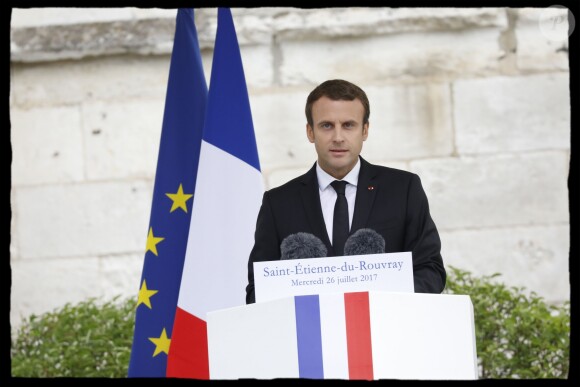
[316,159,360,245]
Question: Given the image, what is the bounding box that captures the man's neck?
[315,158,361,188]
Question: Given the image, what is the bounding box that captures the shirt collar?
[316,158,361,191]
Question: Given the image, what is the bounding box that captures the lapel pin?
[368,185,375,191]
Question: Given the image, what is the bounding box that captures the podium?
[207,291,478,380]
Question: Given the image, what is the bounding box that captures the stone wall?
[10,7,571,331]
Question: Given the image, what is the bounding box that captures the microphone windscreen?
[280,232,328,260]
[344,228,385,256]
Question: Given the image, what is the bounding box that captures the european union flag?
[128,8,207,377]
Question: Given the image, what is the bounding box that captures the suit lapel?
[351,157,378,233]
[300,163,333,251]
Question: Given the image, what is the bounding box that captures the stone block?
[11,105,84,186]
[251,88,318,170]
[516,23,569,72]
[11,13,176,62]
[229,8,277,46]
[131,8,180,21]
[440,224,570,303]
[454,73,570,154]
[11,55,174,108]
[363,83,453,160]
[82,99,163,181]
[274,8,507,39]
[12,180,152,259]
[410,151,569,230]
[240,44,274,88]
[516,7,570,73]
[10,7,135,27]
[279,27,505,85]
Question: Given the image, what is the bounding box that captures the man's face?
[307,96,369,180]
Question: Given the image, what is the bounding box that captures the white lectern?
[207,291,478,380]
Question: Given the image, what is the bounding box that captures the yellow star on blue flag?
[149,328,171,357]
[166,183,193,213]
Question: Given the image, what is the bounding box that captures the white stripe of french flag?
[179,141,263,319]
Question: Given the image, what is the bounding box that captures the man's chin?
[328,163,353,177]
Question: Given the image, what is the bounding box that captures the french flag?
[167,8,264,378]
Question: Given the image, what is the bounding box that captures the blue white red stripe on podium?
[295,292,374,380]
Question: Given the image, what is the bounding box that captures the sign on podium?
[253,252,414,302]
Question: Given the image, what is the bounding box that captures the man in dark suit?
[246,79,446,304]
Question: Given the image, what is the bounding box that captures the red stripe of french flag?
[345,292,374,380]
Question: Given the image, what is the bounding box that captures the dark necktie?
[330,180,349,256]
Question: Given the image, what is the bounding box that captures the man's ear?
[363,122,369,141]
[306,124,315,143]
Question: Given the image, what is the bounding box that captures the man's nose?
[332,127,344,142]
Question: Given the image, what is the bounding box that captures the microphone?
[280,232,328,260]
[344,228,385,256]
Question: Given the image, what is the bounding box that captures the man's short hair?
[305,79,370,127]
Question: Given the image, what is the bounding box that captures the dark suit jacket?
[245,156,446,303]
